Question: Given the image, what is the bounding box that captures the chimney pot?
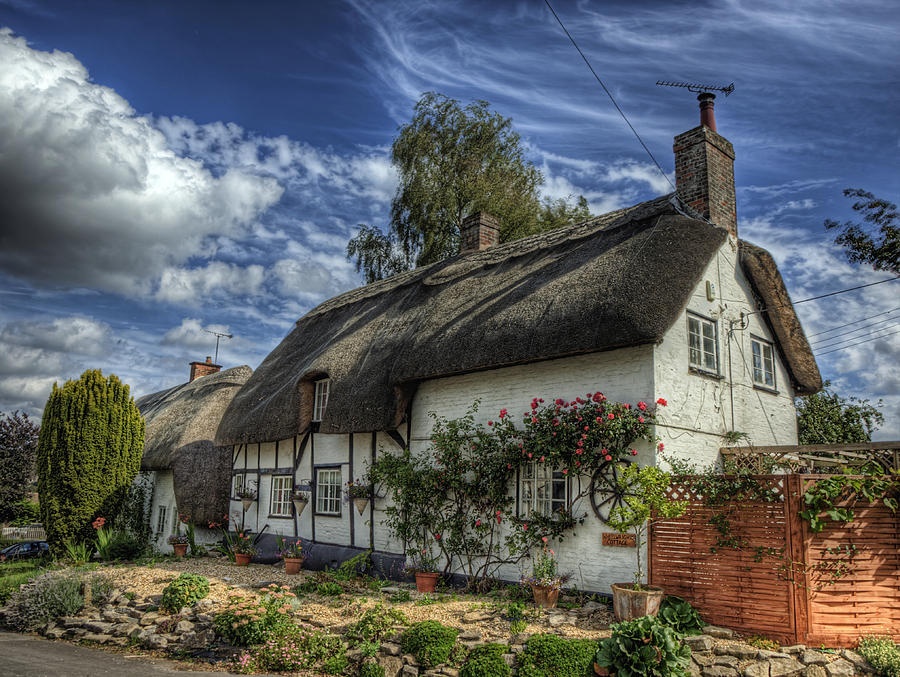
[698,92,717,131]
[206,356,212,363]
[460,211,500,254]
[189,357,222,382]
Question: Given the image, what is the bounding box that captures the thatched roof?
[217,196,821,444]
[137,365,252,524]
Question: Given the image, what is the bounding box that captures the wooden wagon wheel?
[590,458,636,523]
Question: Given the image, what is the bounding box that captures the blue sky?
[0,0,898,438]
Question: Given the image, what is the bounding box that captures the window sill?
[753,383,779,395]
[689,366,723,380]
[313,511,342,518]
[267,513,293,519]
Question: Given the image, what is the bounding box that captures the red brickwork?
[674,125,737,238]
[460,211,500,254]
[189,357,221,382]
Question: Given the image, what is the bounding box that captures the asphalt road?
[0,632,248,676]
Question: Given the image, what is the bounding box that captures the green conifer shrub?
[37,370,144,554]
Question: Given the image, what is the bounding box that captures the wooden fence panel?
[650,474,899,647]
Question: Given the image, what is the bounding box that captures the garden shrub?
[657,595,704,635]
[506,601,525,620]
[595,615,691,677]
[103,529,145,561]
[401,620,459,667]
[316,581,344,597]
[160,573,210,613]
[345,603,408,646]
[858,636,900,677]
[0,560,45,604]
[517,633,598,677]
[461,643,511,677]
[213,585,297,646]
[226,625,346,673]
[359,663,386,677]
[4,570,112,631]
[37,370,143,555]
[510,619,527,634]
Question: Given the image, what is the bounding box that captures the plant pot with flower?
[231,531,257,566]
[345,478,372,515]
[521,543,569,609]
[406,548,441,592]
[168,533,189,558]
[236,485,257,512]
[605,462,686,621]
[291,489,310,516]
[278,537,305,574]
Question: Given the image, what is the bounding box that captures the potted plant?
[406,548,441,593]
[278,537,305,575]
[606,463,686,621]
[291,489,310,516]
[168,532,189,558]
[345,478,371,515]
[237,485,257,512]
[231,531,257,566]
[520,542,569,609]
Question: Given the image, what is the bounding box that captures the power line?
[809,315,900,346]
[815,328,900,356]
[542,0,675,195]
[812,322,900,351]
[808,305,900,337]
[744,276,900,318]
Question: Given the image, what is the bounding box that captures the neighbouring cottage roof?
[137,365,252,524]
[217,196,821,444]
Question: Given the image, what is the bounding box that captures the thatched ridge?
[137,365,252,524]
[217,196,821,444]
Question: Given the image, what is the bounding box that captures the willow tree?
[347,92,590,283]
[37,370,144,552]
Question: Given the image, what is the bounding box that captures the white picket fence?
[1,525,47,541]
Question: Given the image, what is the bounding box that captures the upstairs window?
[520,463,567,517]
[688,314,718,374]
[232,473,245,498]
[315,467,342,515]
[751,338,776,389]
[313,379,330,422]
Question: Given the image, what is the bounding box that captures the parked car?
[0,540,50,561]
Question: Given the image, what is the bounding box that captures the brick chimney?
[460,211,500,254]
[673,93,737,238]
[189,356,221,382]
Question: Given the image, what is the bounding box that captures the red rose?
[631,449,638,456]
[488,420,493,426]
[638,416,644,423]
[638,401,647,411]
[605,454,612,461]
[657,398,667,406]
[608,413,615,420]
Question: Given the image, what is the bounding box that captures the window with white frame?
[270,475,293,517]
[156,505,167,536]
[313,379,330,422]
[519,463,567,517]
[751,337,776,389]
[232,473,245,498]
[688,314,718,373]
[315,467,341,515]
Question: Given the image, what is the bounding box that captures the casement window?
[270,475,293,517]
[172,509,179,532]
[313,379,330,422]
[688,313,719,374]
[315,467,342,515]
[751,337,776,389]
[519,463,567,517]
[232,473,245,498]
[156,505,167,536]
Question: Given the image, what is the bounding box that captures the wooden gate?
[649,474,899,647]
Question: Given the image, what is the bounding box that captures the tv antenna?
[656,81,735,96]
[203,329,233,364]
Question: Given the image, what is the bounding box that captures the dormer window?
[313,379,330,422]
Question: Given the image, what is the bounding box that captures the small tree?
[796,381,884,445]
[825,188,898,275]
[37,370,144,553]
[606,464,686,588]
[0,411,39,523]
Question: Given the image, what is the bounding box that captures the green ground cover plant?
[160,573,210,613]
[227,624,347,674]
[0,560,46,603]
[461,643,511,677]
[401,620,459,668]
[657,595,704,635]
[595,615,691,677]
[213,585,297,646]
[345,603,408,647]
[517,633,598,677]
[858,636,900,677]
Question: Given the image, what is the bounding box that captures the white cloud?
[162,318,231,349]
[155,262,266,305]
[0,316,110,355]
[0,29,283,296]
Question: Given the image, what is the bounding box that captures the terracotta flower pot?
[234,552,252,566]
[415,572,440,593]
[172,543,188,558]
[284,557,304,575]
[530,584,559,609]
[594,662,614,676]
[610,583,664,621]
[353,497,369,515]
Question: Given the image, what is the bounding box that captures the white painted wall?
[654,238,799,470]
